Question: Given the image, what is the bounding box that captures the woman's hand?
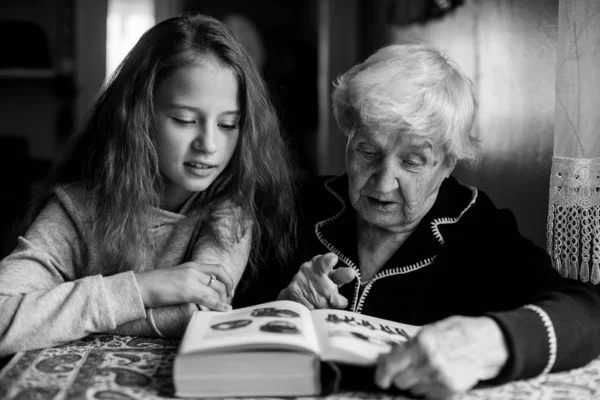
[278,252,356,309]
[375,316,509,399]
[135,262,234,311]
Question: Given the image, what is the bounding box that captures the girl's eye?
[218,123,239,131]
[172,117,195,125]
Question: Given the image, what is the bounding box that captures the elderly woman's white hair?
[332,41,482,165]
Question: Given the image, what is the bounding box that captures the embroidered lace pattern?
[547,156,600,283]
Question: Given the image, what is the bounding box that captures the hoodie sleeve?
[0,196,145,356]
[190,201,253,291]
[143,201,253,337]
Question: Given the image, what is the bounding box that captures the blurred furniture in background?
[388,0,464,26]
[0,20,52,69]
[0,13,72,258]
[0,137,52,259]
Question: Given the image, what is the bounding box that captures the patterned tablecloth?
[1,334,600,400]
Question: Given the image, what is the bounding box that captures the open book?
[173,300,420,397]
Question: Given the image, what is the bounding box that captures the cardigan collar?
[315,174,478,280]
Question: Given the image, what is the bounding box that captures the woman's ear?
[344,129,354,153]
[443,156,457,178]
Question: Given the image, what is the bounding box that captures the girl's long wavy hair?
[29,12,296,275]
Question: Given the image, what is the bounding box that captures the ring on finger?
[208,275,216,288]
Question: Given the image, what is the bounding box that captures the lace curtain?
[547,0,600,283]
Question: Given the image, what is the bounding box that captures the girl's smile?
[184,161,217,176]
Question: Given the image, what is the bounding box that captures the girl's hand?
[135,262,234,311]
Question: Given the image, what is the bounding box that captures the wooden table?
[1,334,599,399]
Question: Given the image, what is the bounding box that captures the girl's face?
[154,60,240,211]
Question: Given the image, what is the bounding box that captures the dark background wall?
[0,0,557,258]
[182,0,321,179]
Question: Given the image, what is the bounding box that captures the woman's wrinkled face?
[346,127,454,233]
[154,60,240,211]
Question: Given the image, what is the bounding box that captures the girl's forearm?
[109,303,197,338]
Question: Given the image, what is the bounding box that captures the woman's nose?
[191,124,218,154]
[371,163,400,193]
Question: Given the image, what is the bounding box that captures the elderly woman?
[235,42,600,399]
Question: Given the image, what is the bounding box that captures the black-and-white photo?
[250,307,300,318]
[259,320,300,334]
[211,319,252,331]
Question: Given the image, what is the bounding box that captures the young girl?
[0,12,296,355]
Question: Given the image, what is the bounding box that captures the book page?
[311,309,421,366]
[179,300,321,356]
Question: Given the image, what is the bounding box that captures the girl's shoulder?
[50,184,94,224]
[24,184,94,241]
[53,183,86,205]
[53,183,85,199]
[208,199,251,225]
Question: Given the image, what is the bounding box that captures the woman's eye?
[358,148,377,157]
[403,159,424,168]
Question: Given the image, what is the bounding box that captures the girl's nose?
[192,124,218,154]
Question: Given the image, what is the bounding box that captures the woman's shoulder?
[296,174,348,222]
[441,176,496,215]
[298,174,344,198]
[440,176,520,234]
